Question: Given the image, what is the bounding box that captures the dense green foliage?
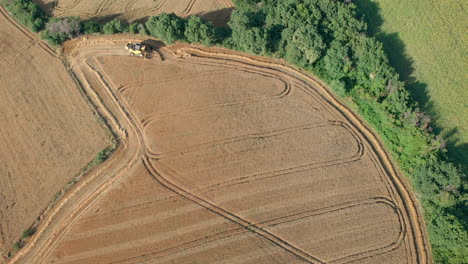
[102,18,125,34]
[145,13,186,44]
[81,21,101,34]
[21,228,35,239]
[2,0,47,32]
[144,13,219,46]
[223,1,466,263]
[184,16,216,46]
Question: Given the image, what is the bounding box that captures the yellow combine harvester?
[125,42,153,59]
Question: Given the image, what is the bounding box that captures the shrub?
[102,18,126,34]
[13,242,22,251]
[184,16,216,45]
[96,149,110,163]
[145,13,186,44]
[21,228,35,239]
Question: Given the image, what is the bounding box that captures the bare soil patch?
[7,37,430,264]
[0,7,108,258]
[32,0,233,25]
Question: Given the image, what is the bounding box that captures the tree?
[351,35,394,95]
[322,40,351,79]
[145,13,186,44]
[184,16,216,45]
[290,26,325,65]
[228,10,269,54]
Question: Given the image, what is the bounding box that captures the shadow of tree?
[31,0,56,16]
[354,0,467,170]
[193,7,233,27]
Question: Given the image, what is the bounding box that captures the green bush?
[81,21,101,34]
[21,228,35,239]
[145,13,186,44]
[2,0,47,32]
[102,18,126,34]
[184,16,216,45]
[96,148,111,163]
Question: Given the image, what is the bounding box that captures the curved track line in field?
[147,0,167,13]
[0,6,57,58]
[170,55,329,113]
[176,54,337,118]
[176,47,431,263]
[182,0,198,15]
[105,197,405,264]
[146,121,339,159]
[148,121,364,195]
[54,0,80,12]
[116,68,230,93]
[134,59,294,129]
[143,156,325,264]
[123,0,140,13]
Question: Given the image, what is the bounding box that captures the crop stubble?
[6,36,431,264]
[32,0,234,25]
[0,6,108,257]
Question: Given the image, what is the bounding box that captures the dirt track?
[0,6,109,259]
[32,0,234,25]
[5,34,432,263]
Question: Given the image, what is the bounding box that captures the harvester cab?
[125,42,152,59]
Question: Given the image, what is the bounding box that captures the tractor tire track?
[143,156,325,264]
[182,0,198,15]
[0,6,57,58]
[175,47,431,263]
[106,197,404,264]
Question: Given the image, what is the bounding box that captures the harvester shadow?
[141,39,167,60]
[193,7,233,27]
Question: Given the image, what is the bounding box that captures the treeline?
[2,0,465,262]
